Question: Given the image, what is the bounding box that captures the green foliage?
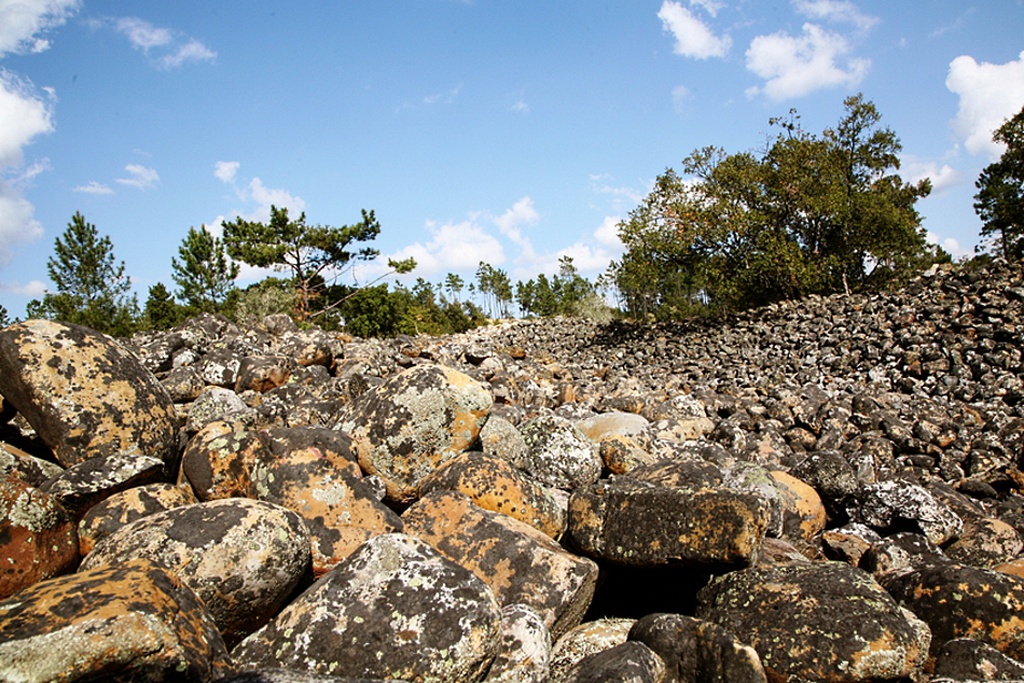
[336,284,403,338]
[975,104,1024,260]
[516,256,609,320]
[143,282,184,330]
[612,94,935,317]
[475,262,513,318]
[0,305,9,328]
[330,279,487,338]
[172,225,239,313]
[28,212,139,336]
[224,277,296,326]
[222,205,407,321]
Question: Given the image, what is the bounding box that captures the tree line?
[5,95,1023,335]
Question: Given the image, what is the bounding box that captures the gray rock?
[850,479,963,545]
[232,533,502,682]
[403,490,598,639]
[559,641,666,683]
[334,364,493,504]
[484,604,552,683]
[80,497,312,648]
[520,414,602,490]
[41,451,165,519]
[629,613,766,683]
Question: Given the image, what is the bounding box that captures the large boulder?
[879,561,1024,662]
[334,364,493,503]
[0,474,79,599]
[80,497,312,647]
[232,533,502,682]
[0,320,179,470]
[417,450,566,539]
[0,558,231,682]
[250,429,403,576]
[403,490,598,638]
[568,479,769,569]
[696,561,930,682]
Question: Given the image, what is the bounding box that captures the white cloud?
[115,164,160,190]
[926,232,966,258]
[0,278,46,298]
[793,0,879,31]
[689,0,724,18]
[248,178,306,217]
[160,39,217,69]
[595,216,623,248]
[0,0,79,57]
[946,51,1024,161]
[214,160,240,183]
[0,179,44,266]
[73,181,114,195]
[389,219,506,277]
[745,23,869,100]
[658,0,731,60]
[900,158,961,194]
[0,71,53,269]
[0,70,54,168]
[111,16,216,69]
[556,242,618,273]
[512,100,530,114]
[494,196,539,240]
[114,17,172,51]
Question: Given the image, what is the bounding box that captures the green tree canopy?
[143,282,182,330]
[172,225,239,313]
[27,212,138,335]
[221,205,414,321]
[611,94,937,316]
[975,104,1024,260]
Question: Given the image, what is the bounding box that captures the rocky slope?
[1,258,1023,682]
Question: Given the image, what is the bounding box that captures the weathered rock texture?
[2,259,1024,681]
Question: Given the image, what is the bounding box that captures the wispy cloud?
[73,180,114,195]
[0,0,79,57]
[658,0,731,60]
[116,164,160,190]
[110,16,216,69]
[745,23,869,100]
[792,0,879,31]
[399,83,464,111]
[946,50,1024,161]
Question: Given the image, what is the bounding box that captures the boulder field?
[1,258,1023,682]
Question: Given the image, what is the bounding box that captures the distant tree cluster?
[975,103,1024,260]
[609,94,948,318]
[15,94,1016,336]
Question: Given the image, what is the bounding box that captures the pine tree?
[28,212,138,336]
[172,225,239,313]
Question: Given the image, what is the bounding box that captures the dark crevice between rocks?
[582,562,715,621]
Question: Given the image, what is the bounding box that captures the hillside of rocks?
[1,257,1023,682]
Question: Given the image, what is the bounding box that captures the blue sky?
[1,1,1023,317]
